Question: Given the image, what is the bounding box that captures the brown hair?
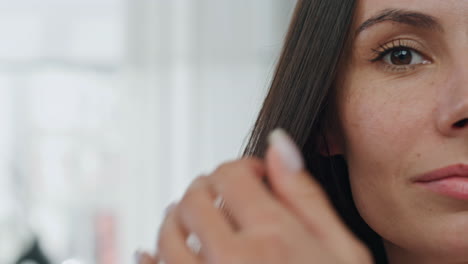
[242,0,388,262]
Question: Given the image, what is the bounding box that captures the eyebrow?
[355,8,444,35]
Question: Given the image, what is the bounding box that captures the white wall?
[0,1,296,263]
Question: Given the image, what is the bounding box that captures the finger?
[265,129,357,246]
[157,204,200,264]
[152,253,159,264]
[209,158,291,229]
[135,251,158,264]
[177,175,235,260]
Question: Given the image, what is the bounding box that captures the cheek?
[340,82,428,169]
[342,92,409,220]
[336,60,468,257]
[337,77,435,234]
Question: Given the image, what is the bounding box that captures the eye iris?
[391,48,412,65]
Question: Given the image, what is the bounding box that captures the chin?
[434,218,468,258]
[395,214,468,261]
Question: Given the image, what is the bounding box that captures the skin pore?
[332,0,468,263]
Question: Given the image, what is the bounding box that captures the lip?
[414,164,468,200]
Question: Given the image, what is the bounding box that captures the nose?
[436,63,468,137]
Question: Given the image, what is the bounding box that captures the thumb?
[265,128,354,241]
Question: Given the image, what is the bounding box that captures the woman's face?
[336,0,468,262]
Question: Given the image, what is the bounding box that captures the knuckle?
[239,157,265,174]
[178,176,210,216]
[213,160,237,175]
[210,161,244,188]
[179,192,196,213]
[239,156,263,168]
[178,194,192,214]
[212,158,264,178]
[181,176,206,201]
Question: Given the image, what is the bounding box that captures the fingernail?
[134,250,142,264]
[268,128,304,173]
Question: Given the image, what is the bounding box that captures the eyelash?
[369,39,427,72]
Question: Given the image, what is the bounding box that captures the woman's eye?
[382,48,425,66]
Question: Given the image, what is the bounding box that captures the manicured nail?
[268,128,304,173]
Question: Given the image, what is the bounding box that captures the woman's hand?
[135,251,158,264]
[147,129,373,264]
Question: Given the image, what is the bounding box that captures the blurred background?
[0,0,296,263]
